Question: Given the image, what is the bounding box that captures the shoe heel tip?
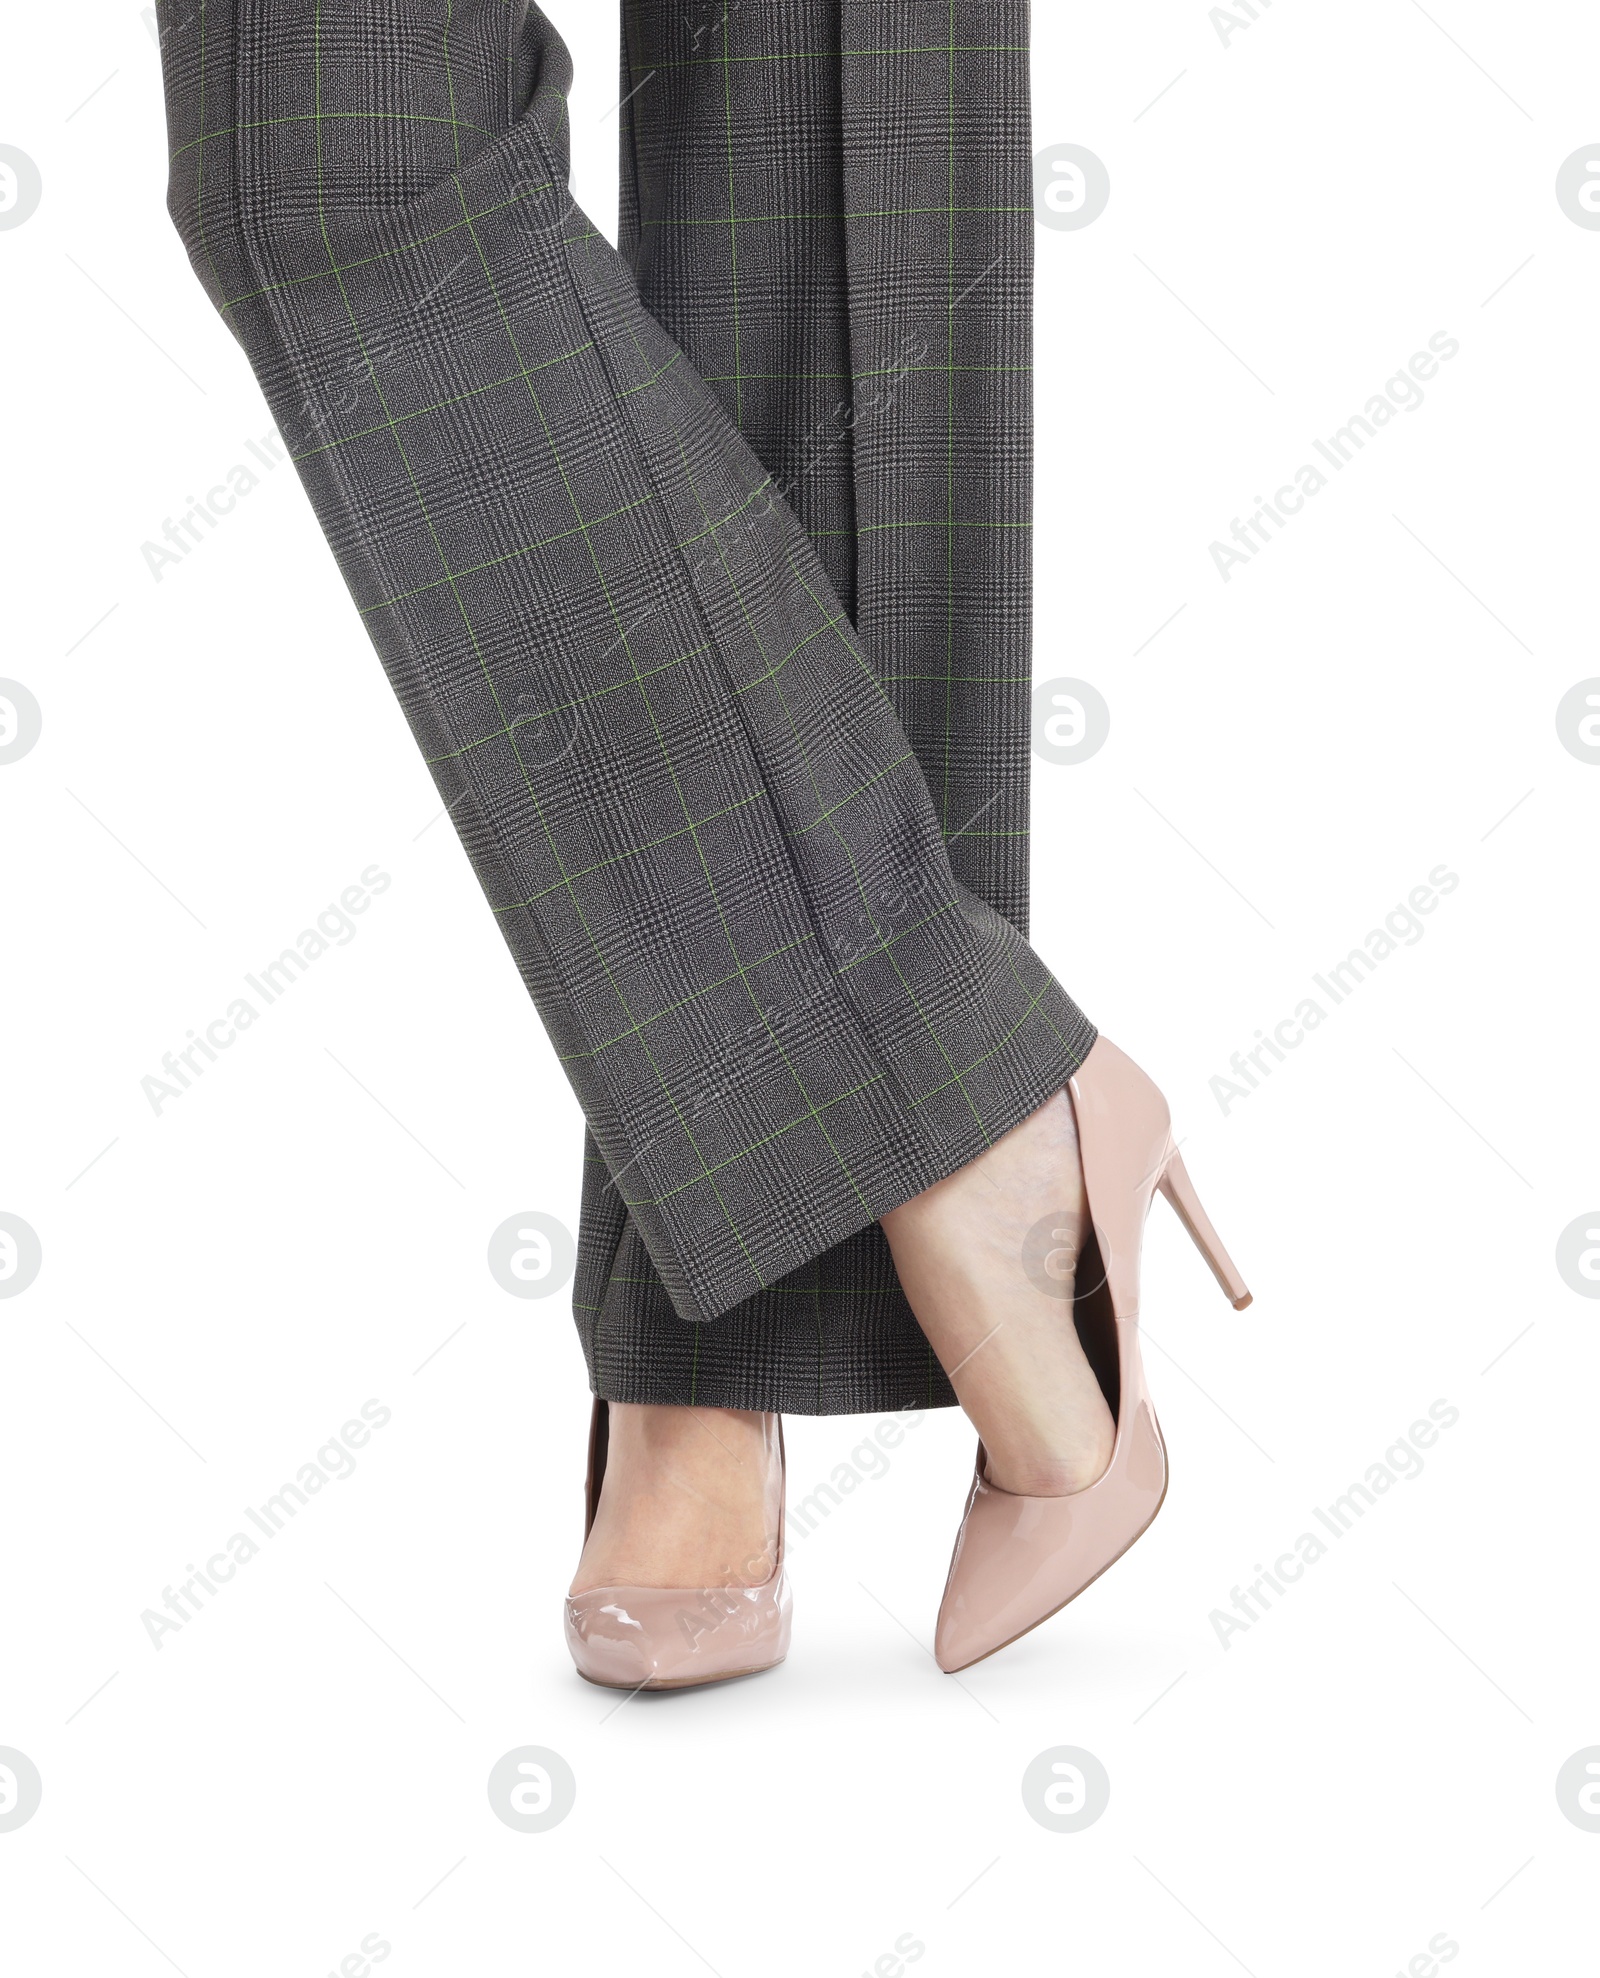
[1231,1290,1253,1311]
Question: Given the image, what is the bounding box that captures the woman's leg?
[583,0,1104,1585]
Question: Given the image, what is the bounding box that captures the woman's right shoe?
[934,1036,1250,1674]
[563,1400,792,1691]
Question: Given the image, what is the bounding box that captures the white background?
[3,2,1597,1972]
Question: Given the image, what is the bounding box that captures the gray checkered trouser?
[160,0,1096,1413]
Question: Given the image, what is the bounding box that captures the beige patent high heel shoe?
[934,1037,1250,1674]
[564,1401,792,1690]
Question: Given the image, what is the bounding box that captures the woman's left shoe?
[934,1036,1250,1674]
[564,1400,792,1691]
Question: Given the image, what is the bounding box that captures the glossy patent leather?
[934,1036,1251,1674]
[564,1401,792,1690]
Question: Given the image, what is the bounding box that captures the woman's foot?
[880,1089,1115,1496]
[568,1403,779,1594]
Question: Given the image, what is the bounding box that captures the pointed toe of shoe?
[935,1414,1168,1673]
[934,1476,1091,1672]
[564,1572,792,1690]
[934,1589,998,1676]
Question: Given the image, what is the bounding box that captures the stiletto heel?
[1157,1147,1252,1310]
[933,1036,1250,1673]
[564,1401,792,1690]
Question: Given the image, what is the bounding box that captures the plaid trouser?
[159,0,1095,1413]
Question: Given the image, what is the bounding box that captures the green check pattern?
[159,0,1095,1412]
